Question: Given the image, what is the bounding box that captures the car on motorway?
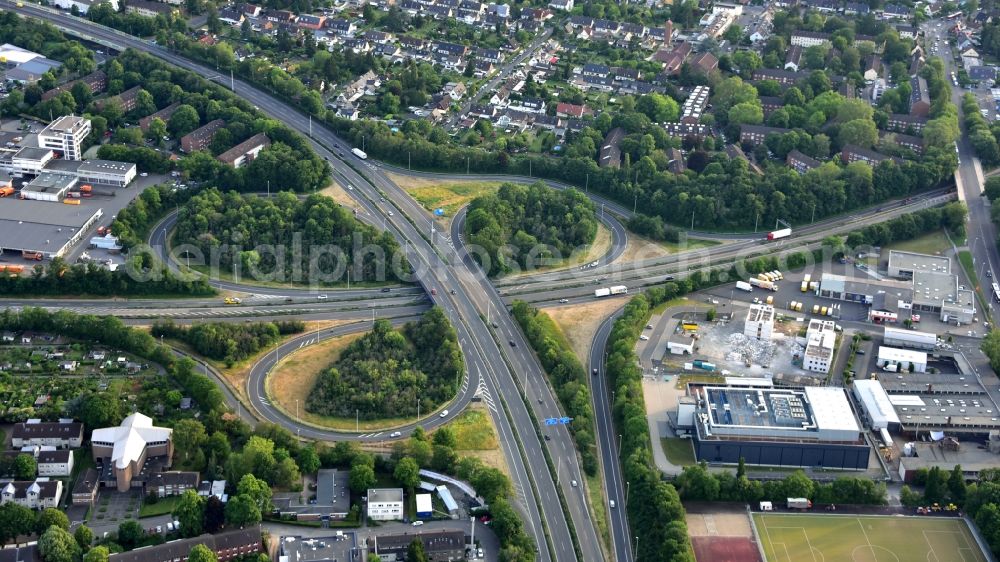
[440,410,449,418]
[559,298,569,303]
[412,521,423,526]
[571,480,578,487]
[509,340,516,347]
[639,335,649,341]
[390,431,401,437]
[609,500,616,508]
[317,294,328,300]
[381,287,391,292]
[388,211,394,216]
[592,368,598,375]
[544,435,550,441]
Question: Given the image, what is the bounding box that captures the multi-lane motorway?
[2,6,990,562]
[3,4,603,561]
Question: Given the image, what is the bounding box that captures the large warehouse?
[0,199,102,258]
[679,383,870,469]
[883,326,937,351]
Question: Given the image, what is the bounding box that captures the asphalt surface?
[589,310,633,562]
[5,8,600,561]
[926,19,1000,326]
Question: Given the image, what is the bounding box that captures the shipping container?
[594,288,611,298]
[736,281,753,292]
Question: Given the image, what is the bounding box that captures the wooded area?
[466,183,598,277]
[307,307,463,419]
[152,320,305,365]
[173,189,407,284]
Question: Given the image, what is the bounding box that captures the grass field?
[753,513,988,562]
[883,229,953,256]
[660,437,696,466]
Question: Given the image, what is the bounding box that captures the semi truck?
[351,148,368,160]
[787,498,812,510]
[767,228,791,241]
[736,281,753,292]
[21,250,42,261]
[594,286,628,298]
[749,277,777,291]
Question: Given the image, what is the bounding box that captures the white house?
[36,450,74,477]
[11,420,84,449]
[877,346,927,373]
[367,488,404,521]
[0,479,63,509]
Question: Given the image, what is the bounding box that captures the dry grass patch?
[544,298,630,362]
[318,178,358,209]
[616,233,723,266]
[385,172,501,228]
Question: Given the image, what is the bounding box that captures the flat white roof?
[803,386,859,433]
[878,346,927,364]
[415,493,432,513]
[852,379,901,428]
[883,326,937,346]
[888,395,925,406]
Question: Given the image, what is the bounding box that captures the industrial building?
[743,304,775,341]
[21,171,77,202]
[877,346,927,373]
[74,160,137,188]
[667,333,695,355]
[38,115,91,161]
[883,326,937,350]
[0,199,102,258]
[676,382,869,469]
[852,379,901,431]
[819,256,975,325]
[0,44,62,84]
[7,147,55,177]
[887,250,950,279]
[365,530,466,562]
[802,319,836,374]
[876,372,1000,434]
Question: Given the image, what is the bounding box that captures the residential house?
[139,102,181,132]
[752,67,807,85]
[896,25,919,39]
[340,70,381,103]
[969,66,997,86]
[690,52,718,74]
[886,113,927,134]
[180,120,225,153]
[841,144,905,166]
[475,47,501,64]
[364,530,465,562]
[909,76,930,117]
[784,45,802,72]
[108,526,262,562]
[12,420,83,449]
[549,0,573,10]
[882,131,924,154]
[664,122,713,141]
[787,149,821,173]
[124,0,174,17]
[599,127,625,168]
[881,3,910,19]
[241,3,261,17]
[96,85,142,112]
[790,30,831,47]
[42,70,107,102]
[759,96,783,117]
[434,41,468,58]
[725,144,763,174]
[297,14,326,30]
[740,124,790,146]
[844,2,870,15]
[217,133,270,168]
[264,9,296,24]
[0,480,62,509]
[582,63,610,78]
[72,468,98,506]
[218,7,244,26]
[864,55,882,82]
[326,18,355,35]
[36,450,74,477]
[442,82,467,100]
[652,41,691,75]
[149,471,200,498]
[556,102,587,118]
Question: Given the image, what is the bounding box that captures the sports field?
[753,514,989,562]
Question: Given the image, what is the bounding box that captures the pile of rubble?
[725,333,777,367]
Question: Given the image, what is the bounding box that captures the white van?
[609,500,616,509]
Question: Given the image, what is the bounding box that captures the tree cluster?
[307,308,463,420]
[0,12,95,98]
[466,183,598,277]
[963,93,1000,165]
[511,301,597,476]
[173,189,406,284]
[676,462,887,505]
[844,202,967,248]
[0,505,71,546]
[152,320,305,365]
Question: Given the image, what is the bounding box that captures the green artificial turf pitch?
[753,513,988,562]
